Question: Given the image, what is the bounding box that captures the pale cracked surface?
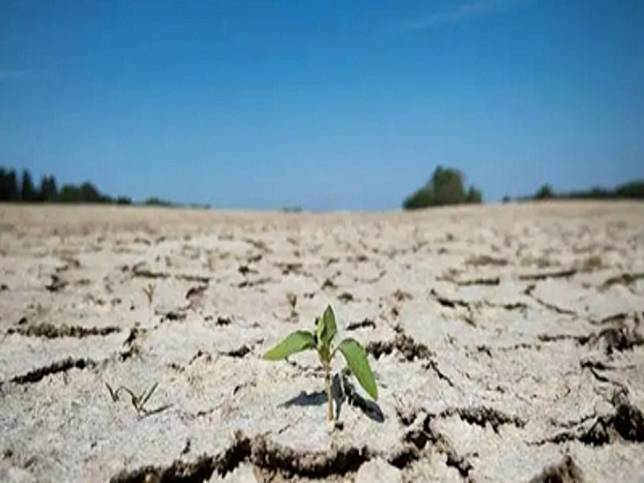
[1,202,643,483]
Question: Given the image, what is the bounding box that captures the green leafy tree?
[58,181,111,203]
[534,184,554,200]
[402,186,434,210]
[403,165,483,209]
[432,166,466,205]
[264,305,377,422]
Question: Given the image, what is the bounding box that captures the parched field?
[1,202,643,482]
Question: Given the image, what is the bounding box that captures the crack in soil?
[429,289,471,310]
[390,413,474,479]
[131,264,210,284]
[8,357,97,385]
[367,333,433,362]
[238,277,272,288]
[602,272,644,289]
[366,331,459,387]
[538,325,643,354]
[466,255,508,267]
[531,393,643,447]
[109,431,370,482]
[441,406,526,433]
[486,301,528,311]
[222,344,253,358]
[457,277,500,286]
[7,322,121,339]
[422,359,456,388]
[519,269,577,281]
[346,318,376,331]
[524,284,578,316]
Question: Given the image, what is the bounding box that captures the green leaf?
[264,330,316,360]
[316,305,337,349]
[337,338,378,400]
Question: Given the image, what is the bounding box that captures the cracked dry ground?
[1,203,643,483]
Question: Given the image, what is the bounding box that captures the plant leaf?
[337,338,378,400]
[264,330,316,360]
[316,305,337,348]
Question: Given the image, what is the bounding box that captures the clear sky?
[1,0,643,210]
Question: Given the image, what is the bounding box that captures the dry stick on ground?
[142,283,155,306]
[106,382,159,416]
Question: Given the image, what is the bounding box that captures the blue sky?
[1,0,643,209]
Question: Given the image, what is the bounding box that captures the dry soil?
[1,202,643,482]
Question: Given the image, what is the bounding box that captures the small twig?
[142,283,155,306]
[105,381,159,415]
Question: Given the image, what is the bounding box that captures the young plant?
[264,305,377,422]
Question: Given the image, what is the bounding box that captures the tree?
[402,186,434,210]
[39,175,59,201]
[403,165,483,210]
[0,168,20,201]
[534,184,554,200]
[466,186,482,203]
[21,170,38,201]
[432,166,466,206]
[615,180,644,199]
[79,182,103,202]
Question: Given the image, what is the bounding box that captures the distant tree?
[143,197,173,207]
[466,186,483,203]
[57,185,79,202]
[116,196,132,205]
[534,184,554,200]
[0,168,9,200]
[8,170,19,200]
[79,182,103,202]
[0,168,20,201]
[615,180,644,199]
[21,170,38,201]
[403,165,483,210]
[502,195,512,203]
[432,167,466,206]
[57,182,111,203]
[403,186,434,210]
[39,175,59,201]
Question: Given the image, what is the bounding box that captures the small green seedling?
[264,305,377,422]
[106,381,158,416]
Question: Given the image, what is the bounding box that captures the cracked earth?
[1,202,643,482]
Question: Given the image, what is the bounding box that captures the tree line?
[0,167,131,204]
[401,165,644,210]
[514,180,644,202]
[0,166,191,206]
